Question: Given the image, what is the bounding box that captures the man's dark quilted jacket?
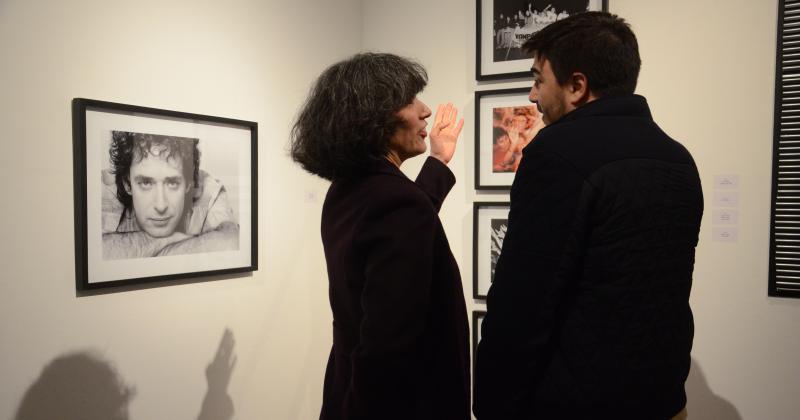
[475,95,703,420]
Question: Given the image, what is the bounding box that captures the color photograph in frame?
[476,0,608,80]
[475,87,544,190]
[72,98,258,290]
[473,202,510,300]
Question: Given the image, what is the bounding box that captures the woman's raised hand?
[429,103,465,165]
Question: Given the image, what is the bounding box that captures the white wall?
[361,0,799,419]
[0,0,359,418]
[619,1,800,418]
[2,0,799,418]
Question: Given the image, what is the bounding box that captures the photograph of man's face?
[79,98,252,286]
[102,129,241,261]
[124,143,192,238]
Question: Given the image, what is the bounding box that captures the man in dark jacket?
[474,12,703,420]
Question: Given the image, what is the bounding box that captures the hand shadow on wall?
[685,357,742,420]
[197,328,237,420]
[14,352,135,420]
[14,328,238,420]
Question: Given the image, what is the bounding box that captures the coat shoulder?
[361,172,433,210]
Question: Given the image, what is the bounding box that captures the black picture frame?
[476,0,609,81]
[72,98,258,290]
[472,309,486,401]
[473,202,510,300]
[474,87,543,190]
[769,0,800,298]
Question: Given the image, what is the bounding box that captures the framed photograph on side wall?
[472,310,486,400]
[476,0,608,80]
[72,98,258,290]
[475,87,544,190]
[473,202,510,299]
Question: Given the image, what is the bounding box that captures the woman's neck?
[384,151,403,167]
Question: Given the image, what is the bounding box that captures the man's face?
[529,57,572,125]
[125,145,191,238]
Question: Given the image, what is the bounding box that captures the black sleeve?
[414,156,455,212]
[343,183,439,419]
[475,145,592,418]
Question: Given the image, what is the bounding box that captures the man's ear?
[567,72,593,106]
[123,177,132,195]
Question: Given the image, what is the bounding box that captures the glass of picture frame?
[474,87,544,190]
[72,98,258,290]
[472,310,486,400]
[476,0,609,80]
[473,202,510,299]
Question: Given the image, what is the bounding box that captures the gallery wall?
[0,0,360,418]
[2,0,800,419]
[362,0,800,418]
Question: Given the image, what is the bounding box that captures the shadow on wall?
[14,351,135,420]
[14,328,238,420]
[686,357,742,420]
[197,328,237,420]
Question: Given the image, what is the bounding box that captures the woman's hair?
[289,53,428,180]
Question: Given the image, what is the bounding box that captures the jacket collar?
[551,94,653,127]
[362,156,410,179]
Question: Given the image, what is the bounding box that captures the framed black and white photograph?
[476,0,608,80]
[473,202,510,300]
[472,310,486,357]
[72,98,257,290]
[472,310,486,400]
[475,87,544,190]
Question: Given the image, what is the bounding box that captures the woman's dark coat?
[319,157,470,420]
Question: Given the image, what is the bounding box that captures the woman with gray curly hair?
[290,52,468,420]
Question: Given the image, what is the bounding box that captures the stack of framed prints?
[471,0,610,291]
[470,0,609,378]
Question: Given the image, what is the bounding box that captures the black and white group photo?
[492,0,579,62]
[478,0,606,79]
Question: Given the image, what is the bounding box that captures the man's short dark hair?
[109,131,200,210]
[289,52,428,180]
[523,11,641,97]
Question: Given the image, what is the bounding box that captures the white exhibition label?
[713,191,740,207]
[714,174,740,189]
[712,209,739,225]
[712,227,739,243]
